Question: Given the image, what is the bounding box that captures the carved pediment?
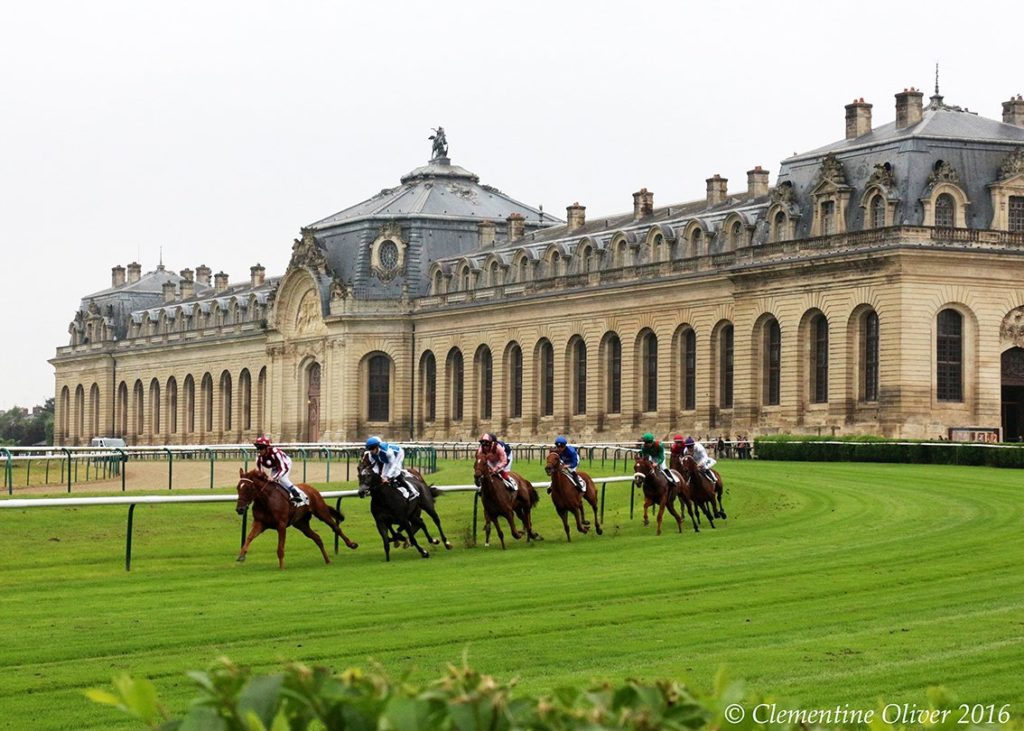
[998,147,1024,181]
[288,228,329,274]
[1002,307,1024,347]
[815,153,849,188]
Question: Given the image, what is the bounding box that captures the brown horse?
[544,450,602,541]
[672,454,725,526]
[234,469,358,568]
[631,459,688,535]
[473,454,541,549]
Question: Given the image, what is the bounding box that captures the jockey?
[554,435,586,493]
[670,434,687,461]
[683,435,718,485]
[365,436,417,500]
[639,432,677,487]
[253,436,308,507]
[477,433,516,492]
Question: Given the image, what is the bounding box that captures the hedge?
[754,435,1024,468]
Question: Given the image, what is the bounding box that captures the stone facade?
[51,85,1024,445]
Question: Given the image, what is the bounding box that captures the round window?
[379,240,399,270]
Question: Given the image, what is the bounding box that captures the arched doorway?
[1002,347,1024,442]
[306,362,321,442]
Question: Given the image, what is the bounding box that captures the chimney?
[566,202,586,232]
[180,278,195,300]
[111,265,126,288]
[632,188,654,219]
[706,175,728,207]
[250,263,265,288]
[845,98,873,139]
[162,281,176,303]
[478,220,496,247]
[214,272,229,293]
[126,262,142,284]
[195,265,211,286]
[895,88,924,129]
[747,166,770,198]
[1003,94,1024,127]
[179,268,194,282]
[506,212,524,242]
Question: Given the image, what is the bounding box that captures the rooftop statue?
[429,126,448,160]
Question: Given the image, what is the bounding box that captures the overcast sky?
[1,0,1021,410]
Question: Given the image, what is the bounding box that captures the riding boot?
[703,469,716,485]
[289,488,306,506]
[574,474,586,493]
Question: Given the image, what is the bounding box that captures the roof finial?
[935,62,940,96]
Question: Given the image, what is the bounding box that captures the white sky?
[2,0,1021,410]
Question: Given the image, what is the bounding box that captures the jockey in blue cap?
[553,435,586,493]
[365,436,416,499]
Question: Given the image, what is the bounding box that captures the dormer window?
[772,211,787,242]
[934,193,955,228]
[821,201,836,235]
[870,194,885,228]
[1010,196,1024,232]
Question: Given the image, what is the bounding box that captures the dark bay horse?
[234,469,358,568]
[357,453,452,561]
[671,452,727,521]
[544,450,602,541]
[473,454,541,549]
[631,459,687,535]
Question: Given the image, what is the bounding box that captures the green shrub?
[754,435,1024,468]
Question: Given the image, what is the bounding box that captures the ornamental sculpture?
[998,147,1024,180]
[429,126,448,160]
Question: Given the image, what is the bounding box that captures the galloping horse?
[544,450,602,541]
[473,454,541,549]
[671,452,727,521]
[357,452,452,561]
[234,469,358,568]
[632,459,687,535]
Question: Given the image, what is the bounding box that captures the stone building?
[52,85,1024,446]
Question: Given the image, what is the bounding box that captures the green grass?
[1,460,1022,729]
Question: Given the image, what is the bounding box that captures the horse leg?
[376,519,392,561]
[715,481,727,518]
[656,500,666,536]
[236,520,265,563]
[403,517,430,558]
[504,505,524,541]
[558,508,572,542]
[493,513,507,550]
[642,496,652,527]
[483,513,493,547]
[665,496,684,533]
[587,491,602,535]
[572,504,590,535]
[684,498,700,533]
[296,519,331,564]
[698,498,717,529]
[320,505,358,550]
[424,506,453,550]
[276,526,287,569]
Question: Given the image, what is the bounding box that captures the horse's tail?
[328,506,345,523]
[428,486,441,500]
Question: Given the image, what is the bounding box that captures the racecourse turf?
[0,459,1021,729]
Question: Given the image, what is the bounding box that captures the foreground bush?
[754,435,1024,468]
[87,657,1019,730]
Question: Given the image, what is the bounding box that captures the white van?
[91,437,127,449]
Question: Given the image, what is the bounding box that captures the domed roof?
[306,155,561,230]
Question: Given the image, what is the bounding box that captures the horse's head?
[633,458,653,487]
[356,451,379,497]
[235,468,263,515]
[680,454,698,474]
[544,450,560,476]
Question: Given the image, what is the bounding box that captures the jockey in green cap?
[639,433,677,487]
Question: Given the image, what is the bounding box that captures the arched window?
[691,228,703,254]
[773,211,787,242]
[89,383,100,438]
[256,367,266,432]
[448,349,464,421]
[150,379,161,435]
[681,328,696,411]
[74,385,84,440]
[811,314,829,403]
[862,311,879,402]
[508,343,523,418]
[167,377,177,435]
[572,338,587,415]
[239,370,251,431]
[368,354,391,421]
[937,309,963,401]
[606,334,622,414]
[201,374,213,433]
[652,234,664,262]
[460,266,471,291]
[935,193,955,228]
[183,375,195,434]
[641,331,658,412]
[488,261,500,286]
[549,251,561,276]
[870,194,885,229]
[476,347,493,420]
[518,257,529,282]
[539,339,554,416]
[116,382,128,437]
[765,319,781,406]
[580,246,593,273]
[133,380,144,436]
[422,351,437,422]
[820,201,836,235]
[432,270,444,294]
[220,371,232,431]
[1010,196,1024,232]
[730,220,743,248]
[59,386,70,443]
[719,326,734,408]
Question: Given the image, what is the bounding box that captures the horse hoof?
[421,552,431,559]
[348,542,359,550]
[236,555,246,563]
[429,538,440,545]
[444,541,453,550]
[596,527,604,535]
[484,541,490,548]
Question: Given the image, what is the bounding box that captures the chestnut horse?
[631,459,688,535]
[544,450,602,541]
[234,469,358,568]
[473,454,541,549]
[671,452,727,521]
[357,453,452,561]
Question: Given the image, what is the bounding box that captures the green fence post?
[334,496,343,554]
[629,477,635,521]
[61,448,72,493]
[163,448,173,489]
[472,490,480,544]
[116,448,127,491]
[240,508,248,549]
[206,448,214,489]
[299,448,308,483]
[125,504,137,571]
[2,448,12,495]
[326,448,332,482]
[45,456,50,485]
[601,482,606,523]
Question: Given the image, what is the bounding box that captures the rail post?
[240,507,248,549]
[601,482,606,523]
[2,448,12,495]
[299,448,308,483]
[334,496,343,554]
[472,489,480,544]
[163,447,174,489]
[629,477,635,520]
[115,448,127,491]
[125,503,137,571]
[326,448,332,482]
[61,448,72,493]
[206,448,214,489]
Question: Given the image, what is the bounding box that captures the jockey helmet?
[365,436,382,450]
[642,432,654,442]
[685,436,695,447]
[554,435,568,447]
[673,434,684,442]
[253,436,271,449]
[478,433,495,444]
